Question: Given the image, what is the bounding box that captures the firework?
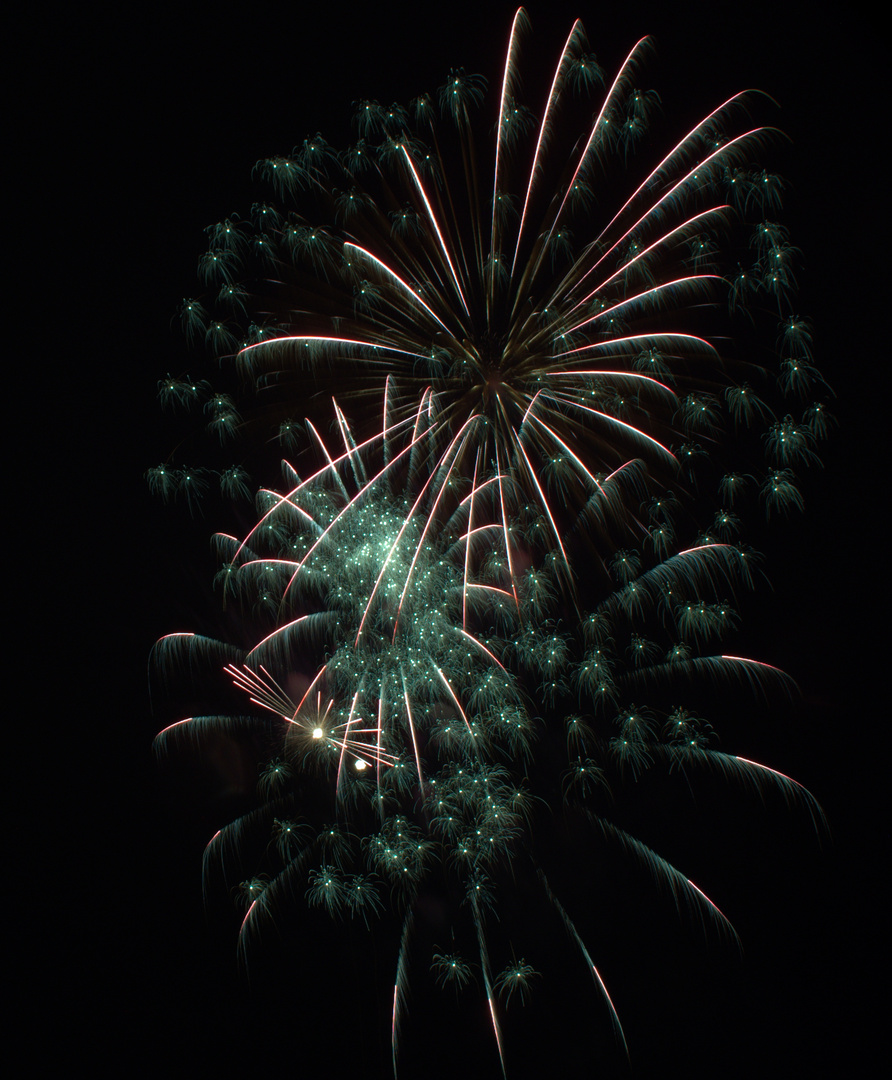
[151,8,830,1076]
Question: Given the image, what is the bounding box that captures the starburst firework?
[151,9,830,1076]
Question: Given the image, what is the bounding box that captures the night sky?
[29,2,879,1076]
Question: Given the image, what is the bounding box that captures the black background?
[23,1,879,1076]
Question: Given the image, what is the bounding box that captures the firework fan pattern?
[150,8,830,1075]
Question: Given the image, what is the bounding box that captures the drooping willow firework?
[151,8,830,1076]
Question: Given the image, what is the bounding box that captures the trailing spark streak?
[555,396,677,463]
[510,20,584,279]
[512,433,571,577]
[491,8,527,256]
[344,242,455,335]
[566,275,723,337]
[554,331,721,362]
[400,147,471,318]
[462,450,481,630]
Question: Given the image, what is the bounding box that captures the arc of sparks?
[401,146,471,318]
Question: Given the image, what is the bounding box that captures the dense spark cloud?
[150,8,830,1075]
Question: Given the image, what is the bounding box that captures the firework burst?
[151,8,830,1076]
